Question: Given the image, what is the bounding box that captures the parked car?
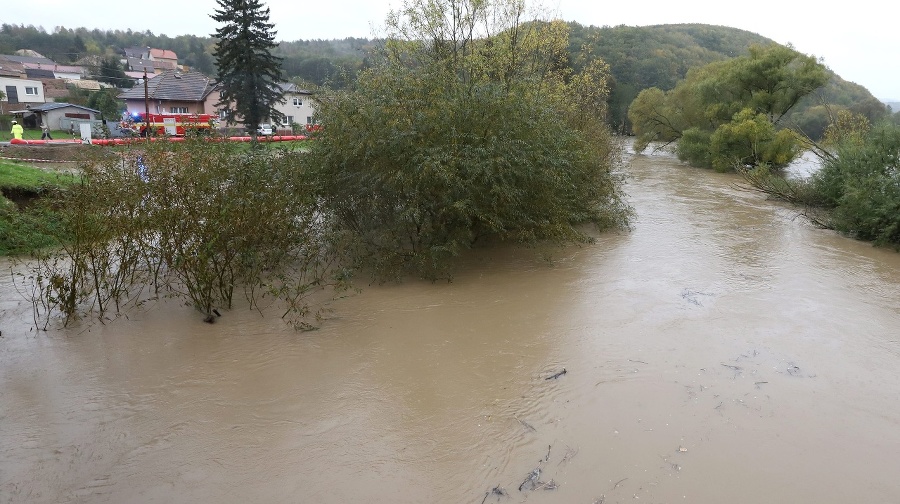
[256,124,273,136]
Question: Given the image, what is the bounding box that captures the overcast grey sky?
[6,0,899,100]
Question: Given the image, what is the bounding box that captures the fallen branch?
[481,485,507,504]
[515,416,536,432]
[536,479,558,491]
[545,368,567,380]
[519,467,542,492]
[558,445,579,466]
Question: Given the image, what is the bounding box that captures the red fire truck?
[123,113,218,137]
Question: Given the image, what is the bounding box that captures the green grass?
[1,159,76,256]
[0,159,76,189]
[4,128,74,141]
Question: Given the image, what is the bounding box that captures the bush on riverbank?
[811,122,900,246]
[16,139,350,329]
[741,120,900,249]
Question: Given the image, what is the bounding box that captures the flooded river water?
[2,149,899,503]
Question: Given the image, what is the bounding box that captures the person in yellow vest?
[10,120,24,140]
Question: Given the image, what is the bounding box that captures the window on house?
[218,109,228,119]
[4,86,18,103]
[170,107,188,114]
[292,97,303,106]
[286,116,294,125]
[306,116,312,124]
[25,86,38,96]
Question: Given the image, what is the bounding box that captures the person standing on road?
[41,123,53,140]
[10,120,24,140]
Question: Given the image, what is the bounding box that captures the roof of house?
[25,68,56,79]
[123,47,151,59]
[126,57,156,73]
[0,59,26,78]
[128,58,156,73]
[118,70,218,102]
[21,62,85,75]
[0,54,56,65]
[25,102,101,114]
[279,82,312,95]
[41,79,70,100]
[150,48,178,61]
[153,60,178,70]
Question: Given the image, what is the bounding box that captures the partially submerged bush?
[309,0,631,280]
[811,123,900,246]
[739,121,900,248]
[16,139,350,329]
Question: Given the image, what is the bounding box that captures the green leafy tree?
[811,122,900,246]
[309,0,630,279]
[211,0,285,134]
[629,44,827,171]
[97,56,133,88]
[738,114,900,249]
[87,88,126,119]
[704,108,798,171]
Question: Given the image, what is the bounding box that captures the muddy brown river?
[2,149,900,503]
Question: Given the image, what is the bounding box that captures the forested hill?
[0,22,778,89]
[569,23,887,133]
[1,22,886,132]
[570,23,775,129]
[572,23,772,90]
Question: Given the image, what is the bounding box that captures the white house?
[0,77,45,114]
[18,102,101,131]
[273,83,316,132]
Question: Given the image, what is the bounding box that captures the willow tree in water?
[308,0,631,280]
[628,44,827,171]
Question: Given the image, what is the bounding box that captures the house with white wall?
[272,83,316,132]
[0,76,45,114]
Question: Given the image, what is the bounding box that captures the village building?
[118,70,220,116]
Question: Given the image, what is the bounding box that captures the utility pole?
[143,69,151,137]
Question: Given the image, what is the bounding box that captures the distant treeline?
[0,23,369,87]
[1,22,890,136]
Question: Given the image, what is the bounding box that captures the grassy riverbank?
[0,159,75,256]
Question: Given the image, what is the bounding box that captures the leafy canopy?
[628,44,827,171]
[308,0,631,279]
[211,0,285,132]
[811,121,900,246]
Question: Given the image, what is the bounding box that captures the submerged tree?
[628,44,827,171]
[211,0,285,134]
[309,0,631,280]
[18,140,350,330]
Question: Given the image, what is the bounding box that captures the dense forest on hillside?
[569,23,775,130]
[567,23,890,132]
[1,22,891,134]
[0,23,369,87]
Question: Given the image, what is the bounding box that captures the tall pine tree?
[211,0,285,135]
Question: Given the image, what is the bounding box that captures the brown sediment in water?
[1,150,899,503]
